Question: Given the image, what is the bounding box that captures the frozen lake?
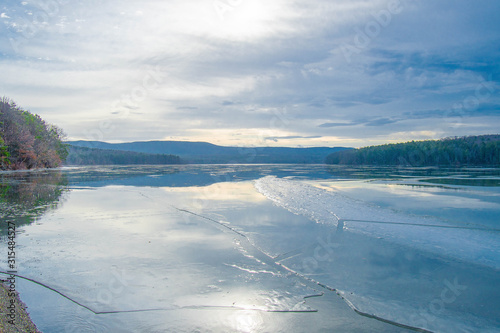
[1,165,499,332]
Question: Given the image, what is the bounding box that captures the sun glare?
[232,310,264,333]
[208,1,285,40]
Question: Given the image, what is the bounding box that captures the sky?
[0,0,499,148]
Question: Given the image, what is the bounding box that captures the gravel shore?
[0,282,41,333]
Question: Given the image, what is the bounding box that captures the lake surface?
[1,165,499,332]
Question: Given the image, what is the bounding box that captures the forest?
[325,135,500,166]
[66,145,181,165]
[0,98,68,170]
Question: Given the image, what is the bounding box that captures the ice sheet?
[1,183,410,332]
[254,176,500,332]
[255,176,500,270]
[2,166,499,332]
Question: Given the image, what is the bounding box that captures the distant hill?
[66,145,181,165]
[67,140,349,164]
[325,135,500,166]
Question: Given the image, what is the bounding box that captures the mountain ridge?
[67,140,350,164]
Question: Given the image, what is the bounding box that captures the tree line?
[66,145,181,165]
[325,135,500,166]
[0,98,68,170]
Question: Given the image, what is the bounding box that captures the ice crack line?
[0,271,317,315]
[0,271,175,315]
[172,206,248,238]
[341,218,500,232]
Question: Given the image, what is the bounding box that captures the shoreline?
[0,281,41,333]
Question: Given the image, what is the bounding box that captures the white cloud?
[0,0,499,147]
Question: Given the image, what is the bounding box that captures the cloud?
[318,122,358,128]
[0,0,498,147]
[319,116,401,128]
[365,118,398,127]
[265,135,322,142]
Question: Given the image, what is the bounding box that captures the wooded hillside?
[66,145,181,165]
[0,98,68,170]
[325,135,500,166]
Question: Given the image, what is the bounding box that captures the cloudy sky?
[1,0,499,147]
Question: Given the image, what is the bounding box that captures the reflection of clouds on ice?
[255,176,500,270]
[162,182,268,204]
